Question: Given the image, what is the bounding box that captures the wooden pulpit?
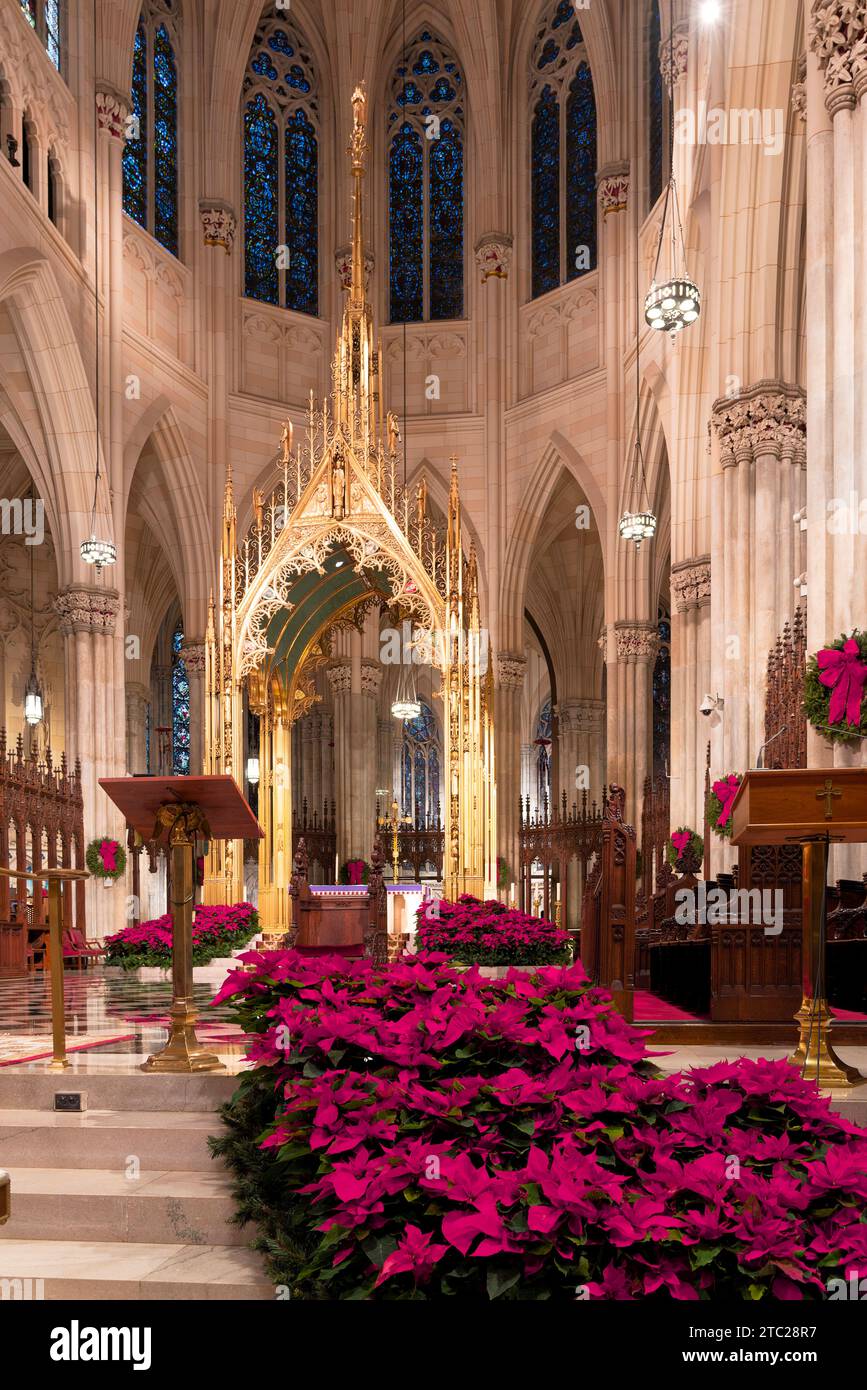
[100,776,262,1074]
[730,770,867,1087]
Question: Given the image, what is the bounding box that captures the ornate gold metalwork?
[204,87,495,920]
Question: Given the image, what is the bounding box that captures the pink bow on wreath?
[671,831,691,857]
[712,775,740,829]
[98,839,119,874]
[818,639,867,727]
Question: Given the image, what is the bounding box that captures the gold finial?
[349,84,368,309]
[224,458,235,515]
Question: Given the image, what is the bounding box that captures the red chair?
[62,929,89,969]
[70,926,105,961]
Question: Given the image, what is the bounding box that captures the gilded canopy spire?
[349,83,368,312]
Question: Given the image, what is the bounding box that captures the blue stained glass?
[536,699,552,740]
[414,746,426,824]
[122,23,148,230]
[566,63,597,280]
[538,38,560,69]
[252,51,278,79]
[429,77,456,102]
[566,21,583,49]
[285,107,318,315]
[172,626,190,776]
[413,50,439,74]
[531,85,560,298]
[20,1,36,29]
[653,611,671,775]
[406,704,435,742]
[402,745,412,817]
[153,25,178,256]
[648,0,664,207]
[397,80,424,106]
[244,94,279,304]
[429,746,439,820]
[389,122,424,322]
[46,0,62,69]
[268,30,294,55]
[429,120,463,320]
[286,64,311,93]
[552,0,574,27]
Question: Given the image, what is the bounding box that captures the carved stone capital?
[659,22,689,90]
[326,663,352,697]
[711,381,806,463]
[558,698,606,735]
[614,622,659,664]
[474,233,514,282]
[791,79,807,122]
[54,587,120,635]
[597,164,629,217]
[809,0,867,112]
[200,201,237,253]
[335,243,374,291]
[95,87,129,140]
[496,652,527,691]
[178,642,206,674]
[671,556,712,612]
[125,681,151,710]
[360,661,382,699]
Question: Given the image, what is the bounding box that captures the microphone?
[755,726,788,769]
[811,726,867,740]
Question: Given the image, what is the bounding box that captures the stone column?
[178,640,206,775]
[712,385,806,767]
[670,558,711,831]
[357,662,382,858]
[199,203,237,551]
[327,663,352,865]
[125,681,150,774]
[319,711,334,813]
[55,587,124,940]
[473,234,513,661]
[612,624,658,831]
[495,652,527,894]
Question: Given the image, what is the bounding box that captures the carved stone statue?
[331,449,346,518]
[280,420,293,465]
[386,411,401,455]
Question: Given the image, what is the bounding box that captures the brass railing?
[0,866,89,1070]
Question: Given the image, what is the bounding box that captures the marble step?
[0,1238,273,1300]
[0,1167,245,1246]
[0,1069,239,1114]
[0,1109,219,1171]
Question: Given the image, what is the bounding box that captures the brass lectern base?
[788,995,866,1089]
[141,1001,226,1074]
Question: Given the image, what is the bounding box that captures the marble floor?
[0,961,250,1072]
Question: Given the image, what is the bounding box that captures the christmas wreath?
[804,631,867,745]
[338,859,369,886]
[706,773,742,839]
[666,827,704,874]
[86,837,127,882]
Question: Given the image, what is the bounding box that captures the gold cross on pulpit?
[816,779,843,820]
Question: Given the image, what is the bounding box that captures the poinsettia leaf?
[486,1267,522,1300]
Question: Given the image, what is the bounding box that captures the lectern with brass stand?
[731,770,867,1088]
[100,775,262,1073]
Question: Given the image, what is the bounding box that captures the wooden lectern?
[730,769,867,1088]
[100,775,262,1073]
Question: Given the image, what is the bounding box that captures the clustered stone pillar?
[804,2,867,874]
[608,624,659,831]
[495,653,527,897]
[199,202,237,548]
[178,641,206,775]
[327,651,382,866]
[55,587,124,939]
[711,386,806,771]
[669,559,711,831]
[125,682,150,774]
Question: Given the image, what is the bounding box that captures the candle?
[509,882,515,904]
[556,883,561,902]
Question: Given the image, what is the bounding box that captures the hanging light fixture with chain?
[645,2,701,339]
[81,1,116,573]
[24,485,44,726]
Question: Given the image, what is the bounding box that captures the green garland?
[85,837,127,881]
[665,826,704,873]
[804,630,867,746]
[705,773,742,841]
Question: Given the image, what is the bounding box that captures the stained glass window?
[652,604,671,776]
[122,4,179,258]
[172,624,190,776]
[534,699,552,811]
[389,31,465,323]
[529,2,597,299]
[20,1,63,72]
[566,64,596,281]
[401,702,441,825]
[648,0,665,208]
[242,17,319,315]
